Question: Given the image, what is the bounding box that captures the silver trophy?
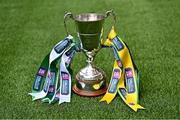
[64,10,116,96]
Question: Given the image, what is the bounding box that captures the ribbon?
[100,26,144,111]
[29,35,73,101]
[100,60,122,104]
[28,27,144,112]
[41,66,59,103]
[30,54,49,95]
[59,43,78,104]
[42,44,78,104]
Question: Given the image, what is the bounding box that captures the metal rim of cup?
[64,10,116,35]
[74,13,105,22]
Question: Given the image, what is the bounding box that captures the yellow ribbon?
[100,26,145,112]
[100,61,121,104]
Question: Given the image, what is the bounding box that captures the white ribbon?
[29,35,73,101]
[59,45,76,104]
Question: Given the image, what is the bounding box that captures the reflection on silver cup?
[64,10,116,96]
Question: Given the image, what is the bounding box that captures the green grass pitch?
[0,0,179,119]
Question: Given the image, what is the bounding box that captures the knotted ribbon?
[100,26,144,111]
[29,35,79,104]
[29,27,144,111]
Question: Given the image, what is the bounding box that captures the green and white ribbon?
[29,35,73,101]
[29,27,144,112]
[59,44,77,104]
[42,44,78,104]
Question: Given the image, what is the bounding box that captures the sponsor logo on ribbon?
[112,37,124,51]
[125,68,135,93]
[113,69,120,79]
[38,68,46,76]
[119,88,126,98]
[43,77,50,93]
[125,69,133,78]
[55,91,60,101]
[48,72,56,93]
[61,72,69,95]
[108,78,119,93]
[33,75,42,91]
[65,46,75,56]
[43,71,55,93]
[117,60,123,68]
[54,39,70,53]
[127,78,135,93]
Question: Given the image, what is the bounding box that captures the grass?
[0,0,179,119]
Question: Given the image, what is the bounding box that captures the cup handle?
[100,10,116,47]
[64,12,73,35]
[105,9,116,26]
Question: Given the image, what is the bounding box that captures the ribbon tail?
[50,90,60,104]
[28,91,46,101]
[59,99,70,105]
[100,93,116,104]
[28,93,36,100]
[130,104,145,112]
[118,88,145,112]
[41,97,51,103]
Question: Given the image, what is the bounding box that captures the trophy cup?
[64,10,116,96]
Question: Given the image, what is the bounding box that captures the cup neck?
[85,51,98,67]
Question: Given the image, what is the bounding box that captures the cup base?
[73,84,107,97]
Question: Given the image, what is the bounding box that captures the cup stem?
[85,51,95,67]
